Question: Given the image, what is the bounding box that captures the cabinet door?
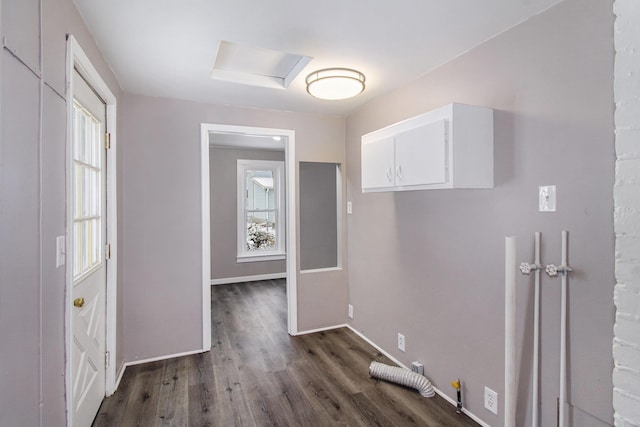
[361,136,395,190]
[395,119,447,186]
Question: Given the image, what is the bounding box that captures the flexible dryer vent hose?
[369,361,435,397]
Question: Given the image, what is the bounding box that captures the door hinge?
[106,243,111,260]
[105,132,111,150]
[105,351,110,368]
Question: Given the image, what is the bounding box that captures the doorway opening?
[200,124,298,345]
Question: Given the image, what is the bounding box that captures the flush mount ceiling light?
[305,68,366,100]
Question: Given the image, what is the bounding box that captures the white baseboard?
[121,348,205,370]
[294,323,348,336]
[431,386,490,427]
[347,325,409,369]
[211,272,286,285]
[346,325,490,427]
[112,348,206,394]
[113,363,126,392]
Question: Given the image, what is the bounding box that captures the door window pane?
[72,101,103,279]
[246,211,277,251]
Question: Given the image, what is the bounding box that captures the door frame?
[65,35,118,426]
[200,123,298,345]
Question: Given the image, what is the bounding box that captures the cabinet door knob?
[73,297,85,308]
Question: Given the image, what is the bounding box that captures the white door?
[395,118,447,186]
[71,69,107,426]
[361,135,396,190]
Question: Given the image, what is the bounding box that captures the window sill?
[237,253,286,263]
[300,267,342,274]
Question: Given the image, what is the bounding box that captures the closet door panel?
[395,119,447,186]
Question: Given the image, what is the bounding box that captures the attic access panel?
[211,40,312,89]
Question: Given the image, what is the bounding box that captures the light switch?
[56,236,66,268]
[347,201,353,215]
[539,185,556,212]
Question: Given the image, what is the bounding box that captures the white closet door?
[361,135,395,190]
[395,119,447,186]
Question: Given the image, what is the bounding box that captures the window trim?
[237,159,286,261]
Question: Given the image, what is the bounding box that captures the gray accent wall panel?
[210,147,286,280]
[1,0,40,73]
[40,85,68,425]
[300,162,338,271]
[345,0,614,426]
[0,51,41,427]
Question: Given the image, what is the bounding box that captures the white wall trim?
[113,364,126,392]
[112,347,207,395]
[346,325,489,427]
[294,323,348,336]
[200,125,212,352]
[236,253,286,263]
[300,267,343,275]
[201,123,298,341]
[211,272,286,285]
[122,348,206,368]
[236,158,285,258]
[65,35,119,427]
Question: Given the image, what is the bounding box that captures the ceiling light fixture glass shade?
[306,68,366,100]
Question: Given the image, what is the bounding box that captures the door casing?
[200,124,298,345]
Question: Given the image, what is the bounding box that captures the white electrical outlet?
[484,386,498,415]
[348,304,354,319]
[347,201,353,215]
[398,333,405,352]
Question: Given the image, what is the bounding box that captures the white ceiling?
[74,0,563,116]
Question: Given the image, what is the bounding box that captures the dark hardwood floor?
[94,279,478,426]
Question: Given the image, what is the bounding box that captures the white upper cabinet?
[361,103,493,192]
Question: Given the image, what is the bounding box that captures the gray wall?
[345,0,615,426]
[0,0,123,424]
[300,162,339,271]
[121,93,346,360]
[210,147,286,280]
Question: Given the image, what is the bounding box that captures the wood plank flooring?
[94,280,478,426]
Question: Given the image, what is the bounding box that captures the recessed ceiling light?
[305,68,366,100]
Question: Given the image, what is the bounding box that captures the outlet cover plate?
[398,333,405,352]
[348,304,353,319]
[484,386,498,415]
